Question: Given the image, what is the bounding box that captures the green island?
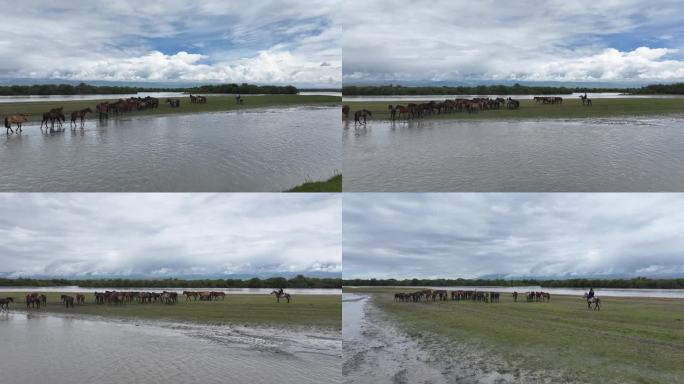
[287,174,342,192]
[344,97,684,121]
[2,291,341,330]
[346,287,684,384]
[0,94,340,122]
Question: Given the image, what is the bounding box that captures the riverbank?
[287,174,342,192]
[1,292,341,330]
[345,287,684,383]
[0,94,340,122]
[344,97,684,121]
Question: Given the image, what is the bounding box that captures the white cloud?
[342,0,684,83]
[0,194,341,277]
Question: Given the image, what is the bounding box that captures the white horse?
[583,293,601,310]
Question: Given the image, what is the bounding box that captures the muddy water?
[0,106,339,192]
[0,312,341,384]
[343,293,452,383]
[344,116,684,192]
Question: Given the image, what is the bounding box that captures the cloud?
[0,194,341,278]
[343,194,684,279]
[341,0,684,83]
[0,0,341,87]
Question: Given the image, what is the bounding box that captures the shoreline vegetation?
[343,277,684,289]
[343,82,684,96]
[0,94,340,122]
[0,275,342,289]
[344,97,684,120]
[0,82,303,95]
[287,174,342,192]
[1,291,341,329]
[347,287,684,383]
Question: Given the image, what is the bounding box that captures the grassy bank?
[0,94,340,122]
[287,174,342,192]
[344,97,684,121]
[347,287,684,384]
[2,292,341,329]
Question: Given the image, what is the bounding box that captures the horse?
[75,294,85,305]
[96,102,109,119]
[235,95,243,105]
[70,108,92,128]
[40,111,65,130]
[183,291,198,301]
[270,290,291,303]
[579,94,593,106]
[583,293,601,310]
[61,295,75,308]
[354,109,372,125]
[166,98,181,108]
[4,114,28,133]
[0,297,13,311]
[387,105,398,121]
[342,105,350,119]
[25,293,41,309]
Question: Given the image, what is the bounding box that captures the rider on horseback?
[277,287,284,296]
[587,288,595,299]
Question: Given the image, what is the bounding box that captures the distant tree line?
[0,82,300,96]
[343,277,684,289]
[342,83,684,96]
[0,275,341,289]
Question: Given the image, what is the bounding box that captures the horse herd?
[393,289,602,310]
[3,94,211,134]
[0,289,293,311]
[394,289,506,303]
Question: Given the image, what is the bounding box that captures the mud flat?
[344,288,684,384]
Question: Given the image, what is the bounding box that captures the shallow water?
[0,286,341,295]
[373,286,684,299]
[0,106,339,191]
[344,116,684,191]
[0,92,340,103]
[0,312,341,384]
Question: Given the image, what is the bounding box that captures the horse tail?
[4,117,9,129]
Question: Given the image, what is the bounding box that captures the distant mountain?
[0,78,336,89]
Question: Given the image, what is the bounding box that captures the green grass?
[287,174,342,192]
[0,94,340,122]
[2,292,341,330]
[344,97,684,121]
[347,287,684,384]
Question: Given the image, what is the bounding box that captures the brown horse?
[25,293,41,309]
[166,98,181,108]
[0,297,13,310]
[342,105,350,119]
[41,110,65,130]
[270,290,291,303]
[4,114,28,133]
[96,102,109,119]
[61,295,75,308]
[76,294,85,305]
[70,108,92,128]
[354,109,372,125]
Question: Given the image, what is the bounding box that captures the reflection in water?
[344,116,684,191]
[1,106,340,192]
[0,313,341,384]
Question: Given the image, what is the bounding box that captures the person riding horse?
[277,287,284,296]
[587,288,595,299]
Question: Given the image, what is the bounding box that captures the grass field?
[0,94,340,122]
[344,97,684,121]
[287,174,342,192]
[1,292,341,329]
[347,287,684,383]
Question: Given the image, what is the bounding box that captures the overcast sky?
[0,194,341,278]
[342,0,684,84]
[0,0,340,87]
[343,194,684,279]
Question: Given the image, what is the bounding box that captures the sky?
[342,0,684,84]
[0,0,340,87]
[343,194,684,279]
[0,194,341,278]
